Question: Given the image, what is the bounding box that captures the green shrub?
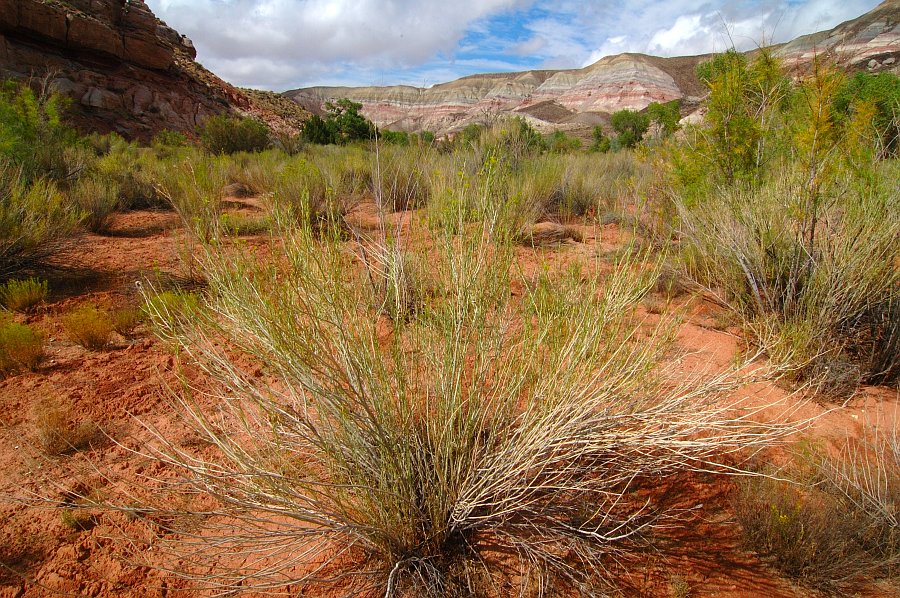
[110,306,144,337]
[71,173,120,233]
[610,109,650,148]
[152,129,189,149]
[62,304,114,350]
[0,80,80,183]
[142,289,201,334]
[0,165,83,277]
[0,277,48,312]
[0,317,43,375]
[199,115,271,155]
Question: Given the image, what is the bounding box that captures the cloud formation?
[145,0,881,90]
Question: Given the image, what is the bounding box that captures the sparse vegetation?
[33,399,99,456]
[0,316,43,375]
[0,277,48,312]
[62,304,114,350]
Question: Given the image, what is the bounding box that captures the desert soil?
[0,201,897,597]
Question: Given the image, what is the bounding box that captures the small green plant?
[0,277,48,312]
[62,304,114,350]
[110,306,144,337]
[33,399,99,456]
[0,317,43,375]
[71,173,120,233]
[59,508,96,532]
[142,289,201,334]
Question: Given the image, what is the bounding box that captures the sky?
[144,0,882,91]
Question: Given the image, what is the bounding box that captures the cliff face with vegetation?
[0,0,306,139]
[287,0,900,136]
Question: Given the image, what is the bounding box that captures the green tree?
[301,114,337,145]
[833,71,900,154]
[646,100,681,137]
[325,99,375,144]
[610,109,650,148]
[589,126,611,153]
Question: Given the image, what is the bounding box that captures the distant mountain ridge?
[285,0,900,136]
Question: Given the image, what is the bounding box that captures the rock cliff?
[286,0,899,136]
[0,0,306,139]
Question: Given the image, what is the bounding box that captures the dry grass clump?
[372,145,432,211]
[0,316,43,375]
[678,171,900,393]
[0,165,82,277]
[119,201,803,596]
[71,173,120,233]
[0,277,48,312]
[736,423,900,590]
[33,399,99,456]
[61,304,114,350]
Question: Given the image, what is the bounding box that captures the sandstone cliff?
[0,0,307,139]
[286,0,899,136]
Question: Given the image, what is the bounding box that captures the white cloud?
[145,0,883,89]
[147,0,530,88]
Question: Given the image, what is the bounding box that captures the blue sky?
[145,0,882,90]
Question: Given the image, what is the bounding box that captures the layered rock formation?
[287,0,899,136]
[0,0,306,139]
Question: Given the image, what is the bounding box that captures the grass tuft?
[0,278,48,313]
[62,304,114,350]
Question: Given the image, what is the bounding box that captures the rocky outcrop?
[287,1,899,137]
[0,0,306,139]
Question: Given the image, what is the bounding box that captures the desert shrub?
[224,150,285,197]
[152,129,189,149]
[110,306,144,337]
[0,165,83,277]
[0,277,48,312]
[199,115,270,155]
[315,145,372,199]
[158,155,228,241]
[0,317,43,375]
[218,212,271,236]
[71,173,120,233]
[93,144,167,210]
[735,477,870,589]
[266,158,347,231]
[120,201,801,595]
[142,289,201,334]
[62,304,114,350]
[737,425,900,589]
[271,130,304,155]
[679,172,900,390]
[372,145,432,211]
[546,130,582,154]
[33,399,99,456]
[0,79,80,183]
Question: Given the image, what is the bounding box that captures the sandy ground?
[0,202,897,597]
